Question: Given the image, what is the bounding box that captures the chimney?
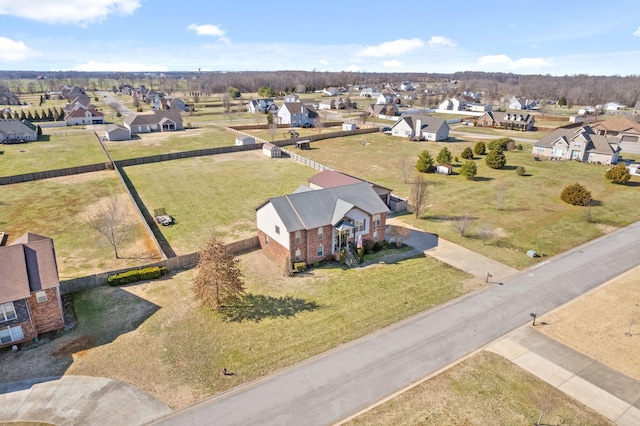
[415,119,422,138]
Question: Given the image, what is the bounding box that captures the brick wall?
[27,287,65,334]
[0,299,36,348]
[257,229,290,265]
[304,225,334,264]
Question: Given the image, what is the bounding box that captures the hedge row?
[107,266,168,286]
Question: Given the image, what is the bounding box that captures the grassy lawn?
[0,171,161,278]
[0,250,477,410]
[121,150,317,254]
[0,131,108,177]
[296,133,640,269]
[104,127,235,160]
[346,351,611,425]
[449,123,550,140]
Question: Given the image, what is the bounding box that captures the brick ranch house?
[0,233,65,348]
[256,182,390,266]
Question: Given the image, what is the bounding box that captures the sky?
[1,0,640,76]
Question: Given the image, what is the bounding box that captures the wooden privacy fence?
[59,236,260,294]
[0,163,111,185]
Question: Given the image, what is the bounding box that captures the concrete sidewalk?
[489,327,640,425]
[0,375,172,425]
[386,218,518,283]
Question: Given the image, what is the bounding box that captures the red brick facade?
[27,287,65,334]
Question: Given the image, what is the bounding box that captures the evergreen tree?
[460,160,477,180]
[561,183,592,206]
[473,141,486,155]
[33,110,41,121]
[416,150,434,173]
[461,147,474,160]
[604,163,631,184]
[485,149,507,169]
[436,147,452,164]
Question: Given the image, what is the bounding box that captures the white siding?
[256,203,290,249]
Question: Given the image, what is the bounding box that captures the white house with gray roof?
[123,110,183,134]
[390,114,449,141]
[0,119,37,143]
[256,182,389,266]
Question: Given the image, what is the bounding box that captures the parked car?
[381,127,392,132]
[301,123,313,128]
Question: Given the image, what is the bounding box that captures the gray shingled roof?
[0,119,37,135]
[260,182,389,232]
[394,114,447,131]
[124,110,182,126]
[535,126,620,154]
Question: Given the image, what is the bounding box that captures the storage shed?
[262,142,282,158]
[236,136,255,146]
[342,123,357,131]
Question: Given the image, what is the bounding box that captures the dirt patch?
[52,335,97,357]
[538,265,640,380]
[596,223,619,234]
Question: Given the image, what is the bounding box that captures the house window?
[372,214,381,227]
[0,325,24,345]
[0,302,16,322]
[275,225,280,235]
[536,146,545,154]
[373,231,378,242]
[573,141,582,147]
[295,231,301,245]
[265,235,269,246]
[318,227,323,241]
[317,245,324,257]
[295,248,301,262]
[36,291,47,303]
[355,219,365,233]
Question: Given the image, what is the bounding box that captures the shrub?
[487,138,513,151]
[339,248,347,264]
[516,143,523,151]
[436,147,452,164]
[363,239,375,254]
[460,160,477,180]
[357,247,364,263]
[515,165,526,176]
[473,141,486,155]
[294,262,307,272]
[108,266,167,286]
[381,240,392,249]
[485,149,507,169]
[454,156,459,163]
[604,163,630,184]
[560,182,592,206]
[461,147,474,160]
[373,241,383,252]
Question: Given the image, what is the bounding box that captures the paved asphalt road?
[154,222,640,426]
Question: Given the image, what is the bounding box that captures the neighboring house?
[123,110,183,134]
[318,99,335,110]
[169,98,193,112]
[390,114,449,141]
[277,102,318,126]
[508,96,536,110]
[532,125,621,165]
[64,105,104,126]
[284,94,299,103]
[103,124,131,141]
[467,103,492,112]
[400,81,413,91]
[603,102,626,111]
[0,92,20,105]
[256,182,389,266]
[376,93,400,105]
[308,170,393,208]
[476,111,535,131]
[439,97,467,111]
[262,142,282,158]
[591,116,640,143]
[360,88,375,97]
[0,119,37,142]
[235,136,255,146]
[322,87,340,97]
[0,233,65,348]
[578,107,596,116]
[247,98,278,114]
[365,103,400,118]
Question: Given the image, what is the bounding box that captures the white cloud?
[357,38,424,57]
[73,61,169,72]
[187,23,230,43]
[477,54,553,71]
[427,36,456,48]
[0,37,39,61]
[382,60,403,68]
[0,0,140,25]
[633,27,640,36]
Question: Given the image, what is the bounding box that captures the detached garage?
[104,124,131,141]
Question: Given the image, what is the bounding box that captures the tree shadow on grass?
[220,293,320,323]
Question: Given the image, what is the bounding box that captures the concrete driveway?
[0,376,171,425]
[154,222,640,426]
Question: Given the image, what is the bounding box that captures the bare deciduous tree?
[268,123,278,142]
[192,236,245,310]
[410,175,429,219]
[389,226,411,248]
[400,157,411,184]
[452,214,473,237]
[494,182,508,210]
[477,223,495,244]
[87,197,132,259]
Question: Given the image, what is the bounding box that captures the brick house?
[532,125,621,164]
[256,182,389,266]
[0,233,65,348]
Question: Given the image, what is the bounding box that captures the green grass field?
[104,127,235,160]
[295,133,640,269]
[121,150,318,254]
[0,130,108,177]
[0,171,161,278]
